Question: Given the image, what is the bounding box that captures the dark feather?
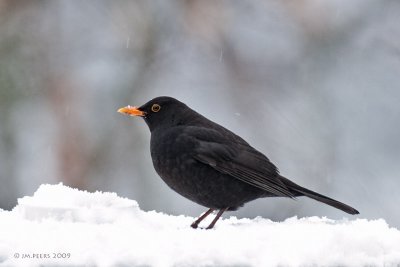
[186,127,295,198]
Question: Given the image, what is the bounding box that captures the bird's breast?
[150,129,196,184]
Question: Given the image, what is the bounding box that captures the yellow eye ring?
[151,104,161,112]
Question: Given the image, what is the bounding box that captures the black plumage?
[118,96,359,229]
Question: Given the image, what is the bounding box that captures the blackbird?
[118,96,359,229]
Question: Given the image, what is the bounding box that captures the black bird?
[118,96,359,229]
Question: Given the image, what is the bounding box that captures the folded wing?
[186,127,295,198]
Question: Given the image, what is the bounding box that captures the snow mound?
[0,184,399,267]
[16,184,138,223]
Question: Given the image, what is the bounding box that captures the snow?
[0,184,399,267]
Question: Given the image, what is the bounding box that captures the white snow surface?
[0,184,399,267]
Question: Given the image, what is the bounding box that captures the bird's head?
[118,96,192,132]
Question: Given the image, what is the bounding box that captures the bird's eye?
[151,104,161,112]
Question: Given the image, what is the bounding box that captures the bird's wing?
[185,127,295,198]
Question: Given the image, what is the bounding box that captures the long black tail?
[280,176,359,215]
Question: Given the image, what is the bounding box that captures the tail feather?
[280,176,359,215]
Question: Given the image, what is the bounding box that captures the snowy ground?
[0,184,399,267]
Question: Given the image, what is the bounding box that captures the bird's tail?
[280,176,359,215]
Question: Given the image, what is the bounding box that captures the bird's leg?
[191,208,214,229]
[205,207,228,230]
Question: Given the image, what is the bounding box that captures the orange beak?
[117,105,146,117]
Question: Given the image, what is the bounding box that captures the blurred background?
[1,0,399,227]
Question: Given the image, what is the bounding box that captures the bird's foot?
[190,222,199,229]
[190,207,228,230]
